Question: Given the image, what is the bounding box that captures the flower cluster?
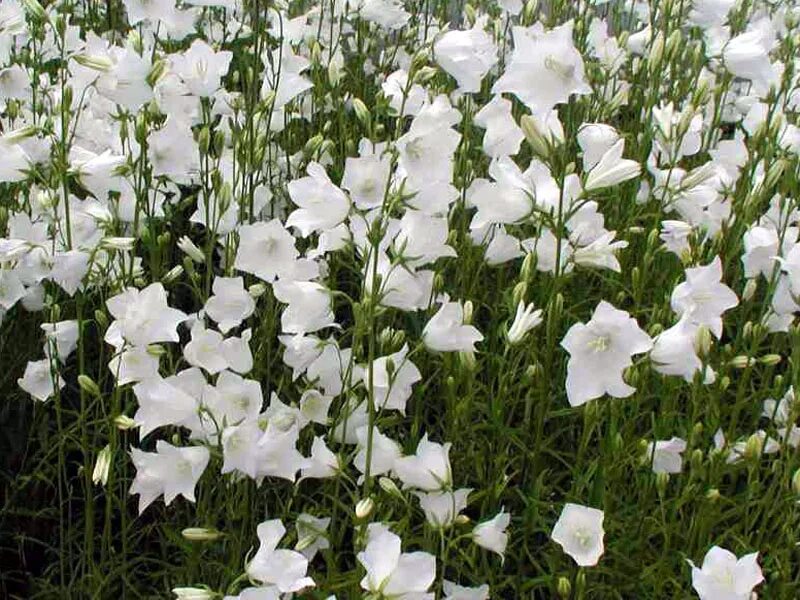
[2,0,799,597]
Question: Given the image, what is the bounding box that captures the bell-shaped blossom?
[273,280,335,334]
[300,436,340,480]
[395,434,452,491]
[491,21,590,115]
[41,320,79,361]
[184,321,229,374]
[108,346,161,385]
[106,283,187,348]
[262,47,313,109]
[644,437,687,474]
[148,119,200,182]
[204,277,255,333]
[234,219,299,283]
[354,425,402,481]
[357,523,436,598]
[286,162,350,237]
[423,301,483,352]
[171,39,232,98]
[561,301,652,406]
[433,23,498,93]
[671,257,738,338]
[294,513,330,560]
[650,317,715,384]
[577,123,620,171]
[416,488,471,528]
[396,96,461,189]
[247,519,314,594]
[394,210,457,267]
[689,546,763,600]
[443,581,489,600]
[365,344,421,414]
[341,141,392,210]
[472,509,510,560]
[474,95,524,158]
[723,30,778,95]
[584,139,640,191]
[130,441,210,514]
[572,231,628,272]
[551,503,605,566]
[204,370,263,427]
[299,389,333,425]
[133,374,201,438]
[742,225,780,279]
[18,358,65,402]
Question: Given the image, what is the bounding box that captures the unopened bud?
[114,414,137,430]
[181,528,222,541]
[92,444,112,486]
[356,497,374,519]
[78,374,101,397]
[245,283,265,299]
[378,476,403,499]
[744,434,764,460]
[743,278,757,301]
[557,576,572,599]
[729,355,753,369]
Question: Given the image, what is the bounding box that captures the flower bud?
[557,576,572,599]
[352,98,371,127]
[378,476,403,499]
[114,414,137,430]
[729,355,753,369]
[690,449,703,472]
[759,354,782,366]
[742,278,757,301]
[356,497,374,519]
[172,587,215,600]
[463,300,474,324]
[146,344,166,357]
[705,488,721,502]
[162,265,184,284]
[78,374,101,397]
[792,469,800,495]
[744,434,764,460]
[92,444,112,486]
[181,528,222,541]
[694,325,713,358]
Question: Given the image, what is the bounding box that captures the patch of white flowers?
[2,0,800,597]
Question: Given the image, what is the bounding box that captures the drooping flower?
[644,437,687,474]
[357,523,436,598]
[423,301,483,353]
[472,509,510,560]
[394,434,452,491]
[246,519,315,594]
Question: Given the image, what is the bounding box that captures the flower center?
[587,335,610,353]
